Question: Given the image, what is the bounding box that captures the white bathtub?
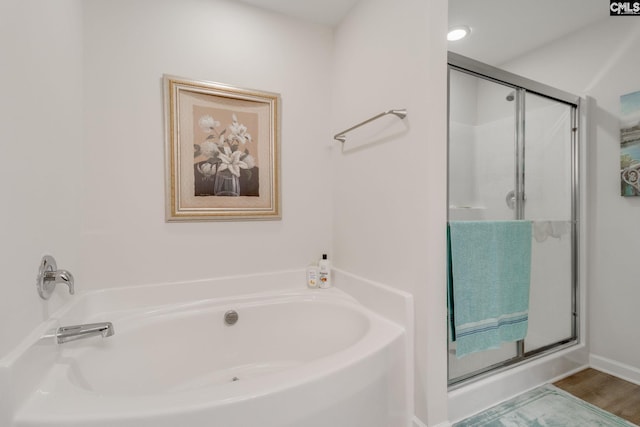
[5,270,412,427]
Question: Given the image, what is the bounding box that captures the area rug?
[454,384,637,426]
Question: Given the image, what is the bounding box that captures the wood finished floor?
[554,368,640,425]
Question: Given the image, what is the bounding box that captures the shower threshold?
[448,338,578,389]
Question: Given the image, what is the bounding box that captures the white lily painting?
[193,108,259,197]
[164,75,279,221]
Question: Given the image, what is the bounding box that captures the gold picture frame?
[164,75,280,221]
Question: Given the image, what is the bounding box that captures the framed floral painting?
[164,75,280,220]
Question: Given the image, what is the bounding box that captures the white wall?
[331,1,448,424]
[0,0,83,359]
[504,19,640,378]
[81,0,334,289]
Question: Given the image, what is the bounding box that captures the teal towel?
[448,220,532,358]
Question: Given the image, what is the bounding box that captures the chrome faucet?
[56,322,115,344]
[37,255,75,300]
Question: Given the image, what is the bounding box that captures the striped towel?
[447,220,532,358]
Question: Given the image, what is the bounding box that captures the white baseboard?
[590,354,640,386]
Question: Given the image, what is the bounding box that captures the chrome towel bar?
[333,109,407,143]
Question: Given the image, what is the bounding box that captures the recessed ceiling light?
[447,26,471,41]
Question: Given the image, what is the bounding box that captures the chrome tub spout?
[56,322,115,344]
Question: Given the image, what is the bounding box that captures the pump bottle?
[318,254,332,289]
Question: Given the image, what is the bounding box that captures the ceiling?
[449,0,607,65]
[235,0,359,26]
[235,0,609,65]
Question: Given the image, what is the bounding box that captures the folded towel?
[448,220,532,358]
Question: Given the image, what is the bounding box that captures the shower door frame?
[447,52,581,387]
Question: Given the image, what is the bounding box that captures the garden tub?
[9,271,411,427]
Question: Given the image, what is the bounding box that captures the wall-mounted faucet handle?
[37,255,75,300]
[44,269,75,295]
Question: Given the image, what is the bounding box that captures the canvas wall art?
[620,90,640,196]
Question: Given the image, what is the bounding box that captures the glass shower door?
[448,59,578,385]
[523,93,575,354]
[448,68,521,380]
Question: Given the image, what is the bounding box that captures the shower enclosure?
[447,53,580,386]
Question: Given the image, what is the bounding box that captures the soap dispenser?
[318,254,332,289]
[306,262,319,289]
